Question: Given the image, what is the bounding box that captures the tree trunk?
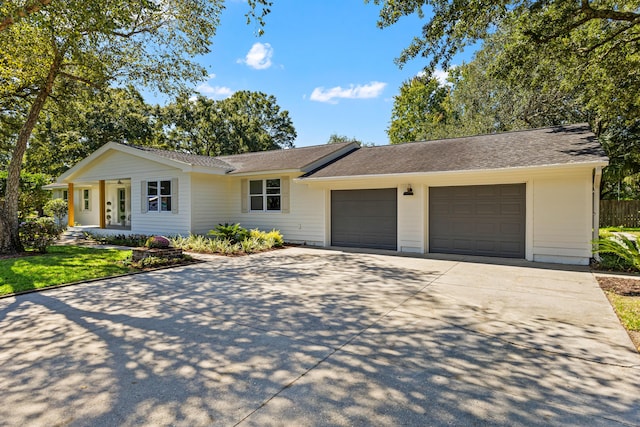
[0,52,62,254]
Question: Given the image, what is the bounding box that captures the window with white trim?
[147,180,172,212]
[82,189,90,210]
[249,179,281,211]
[62,190,68,202]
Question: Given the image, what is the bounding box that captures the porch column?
[99,180,106,229]
[67,183,74,227]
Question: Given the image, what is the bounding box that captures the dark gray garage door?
[429,184,525,258]
[331,189,397,250]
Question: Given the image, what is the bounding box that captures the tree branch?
[59,72,101,89]
[0,0,52,32]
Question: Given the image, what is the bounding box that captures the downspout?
[592,167,603,261]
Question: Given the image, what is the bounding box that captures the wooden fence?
[600,200,640,228]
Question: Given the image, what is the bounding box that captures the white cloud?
[310,81,387,104]
[241,42,273,70]
[195,81,233,99]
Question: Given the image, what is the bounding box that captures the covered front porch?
[48,178,132,230]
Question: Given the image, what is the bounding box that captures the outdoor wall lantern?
[403,185,414,196]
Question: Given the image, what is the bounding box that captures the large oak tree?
[0,0,270,253]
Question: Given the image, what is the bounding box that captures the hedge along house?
[48,123,608,265]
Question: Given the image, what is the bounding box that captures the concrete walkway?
[0,247,638,426]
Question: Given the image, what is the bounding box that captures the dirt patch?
[596,276,640,296]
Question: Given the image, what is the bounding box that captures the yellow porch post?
[99,180,106,229]
[67,183,75,227]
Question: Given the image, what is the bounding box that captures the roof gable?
[304,123,608,179]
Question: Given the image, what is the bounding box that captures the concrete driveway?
[0,247,638,426]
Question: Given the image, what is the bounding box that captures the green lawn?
[0,246,133,296]
[600,227,640,239]
[606,292,640,332]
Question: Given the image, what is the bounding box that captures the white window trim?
[146,179,173,213]
[249,178,282,212]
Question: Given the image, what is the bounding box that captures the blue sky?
[169,0,476,147]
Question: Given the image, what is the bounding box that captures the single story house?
[47,123,608,265]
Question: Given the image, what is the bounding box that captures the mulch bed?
[596,276,640,296]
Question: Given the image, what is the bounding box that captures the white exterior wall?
[227,173,327,245]
[72,184,99,226]
[531,169,593,265]
[65,150,193,235]
[303,165,597,265]
[190,173,232,235]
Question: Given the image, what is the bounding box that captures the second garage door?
[429,184,526,258]
[331,189,397,250]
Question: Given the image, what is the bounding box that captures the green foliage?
[159,91,296,156]
[369,0,640,73]
[43,198,67,225]
[131,254,193,270]
[209,223,250,244]
[25,86,157,176]
[86,233,150,247]
[172,228,283,255]
[388,74,455,143]
[19,217,63,253]
[0,171,51,220]
[249,228,284,247]
[597,236,640,272]
[145,235,171,249]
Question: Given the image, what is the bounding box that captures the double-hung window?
[82,189,90,210]
[249,178,281,211]
[147,180,172,212]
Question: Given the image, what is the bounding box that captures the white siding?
[397,185,424,253]
[73,185,99,226]
[531,170,593,265]
[190,173,232,234]
[228,173,326,245]
[67,150,192,235]
[303,166,597,265]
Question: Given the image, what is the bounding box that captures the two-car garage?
[330,184,526,258]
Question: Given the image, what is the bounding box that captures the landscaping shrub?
[208,223,249,244]
[249,229,284,247]
[145,235,171,249]
[171,227,284,255]
[86,233,150,247]
[596,235,640,272]
[19,217,64,253]
[43,198,68,226]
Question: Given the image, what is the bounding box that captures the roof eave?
[227,168,302,177]
[296,160,610,182]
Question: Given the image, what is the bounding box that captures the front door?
[118,188,127,225]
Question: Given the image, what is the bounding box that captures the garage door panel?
[332,189,397,250]
[429,184,525,258]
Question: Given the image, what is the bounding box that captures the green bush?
[44,198,68,226]
[86,233,150,247]
[171,227,283,255]
[19,217,63,253]
[596,235,640,272]
[249,229,284,247]
[208,223,249,244]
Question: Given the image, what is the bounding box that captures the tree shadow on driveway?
[0,249,638,426]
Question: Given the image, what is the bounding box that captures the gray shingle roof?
[219,142,356,174]
[304,123,608,179]
[126,142,356,174]
[127,145,235,171]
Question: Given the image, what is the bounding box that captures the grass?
[0,246,133,296]
[606,292,640,332]
[600,227,640,239]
